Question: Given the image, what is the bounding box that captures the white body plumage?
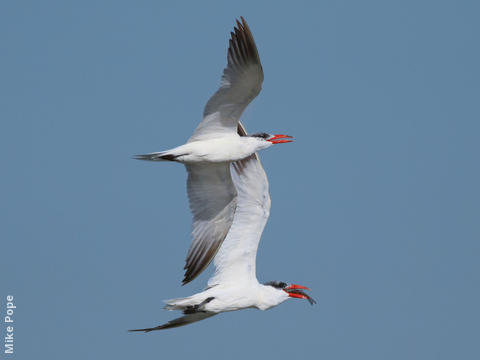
[149,135,273,163]
[130,18,312,333]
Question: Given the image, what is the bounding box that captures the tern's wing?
[207,122,271,286]
[188,17,263,142]
[129,312,216,332]
[183,162,237,284]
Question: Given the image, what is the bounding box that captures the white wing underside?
[184,162,237,283]
[183,122,271,286]
[181,18,265,284]
[188,17,263,143]
[208,126,271,286]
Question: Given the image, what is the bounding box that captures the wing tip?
[128,328,156,333]
[227,16,261,68]
[182,237,227,285]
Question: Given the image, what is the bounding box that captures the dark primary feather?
[225,17,262,76]
[182,17,264,283]
[183,163,237,284]
[190,17,263,142]
[129,312,216,332]
[182,123,257,285]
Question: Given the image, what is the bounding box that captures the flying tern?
[135,17,292,284]
[130,123,314,332]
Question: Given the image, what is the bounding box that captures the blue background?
[2,1,479,359]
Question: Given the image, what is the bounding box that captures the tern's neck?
[243,136,272,153]
[255,284,289,311]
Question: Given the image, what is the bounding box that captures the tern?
[135,17,292,284]
[130,124,314,332]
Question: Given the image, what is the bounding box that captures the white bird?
[135,17,292,284]
[130,123,314,332]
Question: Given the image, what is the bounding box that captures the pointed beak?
[283,284,316,305]
[284,284,310,291]
[267,134,293,144]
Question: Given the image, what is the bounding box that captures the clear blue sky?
[2,1,479,359]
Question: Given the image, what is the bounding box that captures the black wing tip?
[182,243,223,285]
[235,16,254,41]
[181,264,207,285]
[227,16,260,67]
[181,267,200,285]
[128,328,155,333]
[129,324,173,332]
[181,266,196,285]
[236,16,248,28]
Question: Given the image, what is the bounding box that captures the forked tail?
[129,297,216,332]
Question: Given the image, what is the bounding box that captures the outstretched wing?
[189,17,264,142]
[183,162,237,284]
[207,122,271,286]
[129,312,216,332]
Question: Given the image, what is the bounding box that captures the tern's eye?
[264,281,288,289]
[251,132,269,139]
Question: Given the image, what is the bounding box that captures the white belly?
[170,136,268,163]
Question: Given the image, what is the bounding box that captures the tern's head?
[264,281,316,305]
[250,133,293,145]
